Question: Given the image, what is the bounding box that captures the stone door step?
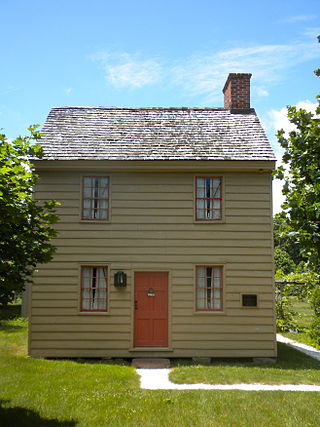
[132,358,171,368]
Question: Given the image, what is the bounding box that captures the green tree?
[0,126,59,307]
[274,246,295,275]
[274,40,320,344]
[275,77,320,273]
[273,216,302,266]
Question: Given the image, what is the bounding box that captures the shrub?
[309,286,320,345]
[310,286,320,316]
[276,292,298,332]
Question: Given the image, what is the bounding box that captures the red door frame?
[134,272,169,347]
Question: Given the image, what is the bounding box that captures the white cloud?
[268,100,318,136]
[64,88,72,95]
[171,42,320,103]
[280,14,317,24]
[302,27,320,38]
[92,35,319,97]
[92,52,161,89]
[107,60,161,88]
[255,87,269,97]
[273,178,285,215]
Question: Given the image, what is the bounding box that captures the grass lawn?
[170,343,320,385]
[1,304,320,427]
[281,297,320,350]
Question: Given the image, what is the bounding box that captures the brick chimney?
[223,73,252,109]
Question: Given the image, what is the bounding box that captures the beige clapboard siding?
[53,222,272,232]
[171,308,273,317]
[34,261,273,272]
[30,340,130,349]
[53,199,270,210]
[51,230,272,240]
[172,316,273,326]
[28,349,276,358]
[30,339,274,351]
[54,246,271,256]
[172,324,274,333]
[30,168,275,358]
[172,333,275,342]
[31,316,131,325]
[32,332,130,341]
[31,308,131,317]
[30,314,273,326]
[31,323,130,332]
[47,255,272,266]
[54,238,272,248]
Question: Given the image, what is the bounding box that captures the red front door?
[134,272,168,347]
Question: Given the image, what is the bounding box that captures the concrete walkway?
[137,368,320,391]
[277,334,320,361]
[137,336,320,392]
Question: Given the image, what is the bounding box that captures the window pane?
[81,266,107,311]
[82,177,109,220]
[196,266,223,311]
[98,187,108,198]
[196,177,222,221]
[196,199,205,219]
[100,177,109,186]
[212,178,221,197]
[213,298,221,309]
[196,178,205,197]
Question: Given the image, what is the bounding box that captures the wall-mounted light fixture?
[114,271,127,287]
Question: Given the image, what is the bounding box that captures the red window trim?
[80,265,108,312]
[196,265,224,312]
[195,176,222,221]
[82,176,109,221]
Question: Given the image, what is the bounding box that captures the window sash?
[82,177,109,220]
[195,177,222,220]
[81,266,108,311]
[196,266,223,311]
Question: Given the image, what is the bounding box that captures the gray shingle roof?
[38,107,276,161]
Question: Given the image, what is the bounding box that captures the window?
[82,176,109,220]
[80,266,108,312]
[196,266,223,311]
[195,177,222,221]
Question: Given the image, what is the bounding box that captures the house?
[29,73,277,359]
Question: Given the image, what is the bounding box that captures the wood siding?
[29,168,276,358]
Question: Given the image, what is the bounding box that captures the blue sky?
[1,0,319,212]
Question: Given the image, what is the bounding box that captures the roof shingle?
[38,107,276,161]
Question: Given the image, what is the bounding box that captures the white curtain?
[213,267,222,309]
[196,266,222,310]
[81,267,107,311]
[83,177,109,219]
[196,266,207,309]
[81,267,92,310]
[196,178,221,219]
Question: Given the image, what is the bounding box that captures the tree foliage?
[274,39,320,344]
[273,216,303,267]
[0,126,59,306]
[274,67,320,273]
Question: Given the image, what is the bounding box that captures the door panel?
[134,272,168,347]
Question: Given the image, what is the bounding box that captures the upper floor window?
[82,176,109,220]
[80,266,108,312]
[195,176,222,221]
[196,265,223,311]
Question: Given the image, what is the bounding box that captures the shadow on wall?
[0,400,77,427]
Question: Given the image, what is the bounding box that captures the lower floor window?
[196,265,223,311]
[81,266,108,312]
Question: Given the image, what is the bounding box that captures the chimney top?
[223,73,252,110]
